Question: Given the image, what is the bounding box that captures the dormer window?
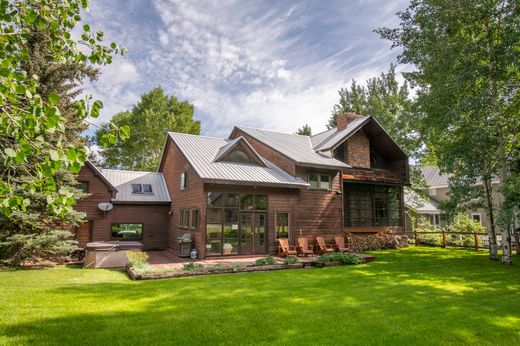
[226,150,251,163]
[132,184,153,194]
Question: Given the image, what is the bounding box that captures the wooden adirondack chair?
[297,237,314,256]
[316,236,334,254]
[334,236,349,253]
[278,238,298,257]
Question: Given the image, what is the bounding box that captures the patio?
[146,250,319,269]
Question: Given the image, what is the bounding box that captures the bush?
[254,256,276,266]
[316,252,363,265]
[417,234,442,246]
[182,262,204,271]
[127,251,149,269]
[283,256,299,265]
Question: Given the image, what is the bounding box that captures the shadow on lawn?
[2,248,520,345]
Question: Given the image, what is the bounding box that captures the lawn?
[1,247,519,345]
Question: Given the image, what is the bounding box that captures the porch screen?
[344,183,403,227]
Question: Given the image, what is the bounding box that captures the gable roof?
[100,169,171,203]
[85,161,117,193]
[168,132,309,188]
[312,116,371,151]
[404,188,441,214]
[233,126,349,170]
[213,136,266,166]
[421,166,450,187]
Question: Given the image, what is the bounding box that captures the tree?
[0,0,127,265]
[95,87,200,171]
[328,65,420,158]
[378,0,520,263]
[295,124,312,136]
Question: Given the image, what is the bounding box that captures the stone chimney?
[336,112,364,130]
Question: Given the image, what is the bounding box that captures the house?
[74,112,410,258]
[404,188,444,232]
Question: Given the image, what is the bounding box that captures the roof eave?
[202,178,309,189]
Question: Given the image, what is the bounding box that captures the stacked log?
[346,232,408,252]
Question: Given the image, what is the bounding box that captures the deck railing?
[412,230,520,255]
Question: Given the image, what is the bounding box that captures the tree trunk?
[483,178,498,260]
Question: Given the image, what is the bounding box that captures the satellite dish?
[98,202,113,212]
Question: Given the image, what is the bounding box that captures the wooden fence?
[413,230,520,255]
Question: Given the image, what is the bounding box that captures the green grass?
[1,247,519,345]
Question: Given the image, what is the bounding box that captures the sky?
[83,0,410,138]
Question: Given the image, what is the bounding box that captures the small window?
[76,181,89,193]
[143,184,153,193]
[428,188,437,196]
[179,209,190,228]
[226,150,251,163]
[180,172,188,190]
[309,173,331,190]
[191,209,199,229]
[276,212,289,240]
[471,213,481,225]
[132,184,142,193]
[111,224,143,240]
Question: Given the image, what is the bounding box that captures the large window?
[111,224,143,240]
[276,212,289,239]
[309,173,331,190]
[344,183,403,227]
[226,150,251,163]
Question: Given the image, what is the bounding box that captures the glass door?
[239,213,253,254]
[254,213,267,254]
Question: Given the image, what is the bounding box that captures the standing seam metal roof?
[168,132,309,188]
[234,126,349,169]
[312,116,370,151]
[100,169,171,203]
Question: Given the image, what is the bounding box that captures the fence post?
[414,231,418,246]
[474,232,479,251]
[442,229,447,248]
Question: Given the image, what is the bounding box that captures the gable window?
[180,172,188,190]
[309,173,331,190]
[111,224,143,240]
[132,184,153,194]
[226,150,251,163]
[76,181,89,193]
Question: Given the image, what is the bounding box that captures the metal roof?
[212,136,267,166]
[100,169,171,203]
[310,128,335,147]
[421,166,450,187]
[234,127,349,170]
[404,188,441,214]
[168,132,309,188]
[313,116,370,151]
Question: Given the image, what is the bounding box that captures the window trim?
[275,211,290,241]
[179,208,191,229]
[110,223,143,241]
[76,181,89,193]
[471,213,482,225]
[190,208,200,230]
[180,172,188,191]
[308,172,332,190]
[131,183,153,194]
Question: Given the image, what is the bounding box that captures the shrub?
[182,262,204,271]
[316,252,363,265]
[450,213,486,234]
[283,256,299,265]
[418,234,442,246]
[254,256,276,266]
[127,251,149,269]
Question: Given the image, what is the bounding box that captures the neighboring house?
[404,188,445,232]
[74,112,410,257]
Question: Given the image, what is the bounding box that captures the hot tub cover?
[86,241,143,251]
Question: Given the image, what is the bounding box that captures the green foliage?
[95,87,201,171]
[182,262,204,271]
[126,251,149,269]
[254,256,277,266]
[283,256,299,265]
[417,234,442,247]
[295,124,312,136]
[0,0,125,265]
[449,214,486,235]
[316,252,363,265]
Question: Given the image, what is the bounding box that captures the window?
[191,209,199,229]
[76,181,89,193]
[471,213,481,225]
[309,173,331,190]
[344,183,403,227]
[131,184,153,194]
[111,224,143,240]
[428,214,440,227]
[276,212,289,239]
[226,150,251,163]
[180,172,188,190]
[180,209,190,228]
[428,188,437,196]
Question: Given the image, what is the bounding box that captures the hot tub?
[84,241,143,269]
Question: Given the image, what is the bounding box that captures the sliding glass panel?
[223,224,238,255]
[239,213,252,254]
[206,224,222,255]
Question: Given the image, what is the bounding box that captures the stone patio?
[147,250,318,269]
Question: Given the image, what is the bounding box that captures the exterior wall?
[345,131,370,168]
[74,165,170,250]
[230,129,296,176]
[160,138,206,255]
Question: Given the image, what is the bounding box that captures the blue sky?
[83,0,410,138]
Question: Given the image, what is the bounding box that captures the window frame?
[180,172,188,191]
[275,212,290,241]
[471,213,482,225]
[76,181,89,193]
[308,172,332,190]
[190,208,200,230]
[110,223,143,241]
[131,183,153,194]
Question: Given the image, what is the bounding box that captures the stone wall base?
[346,232,408,252]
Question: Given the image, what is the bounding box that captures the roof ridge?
[236,126,304,137]
[101,168,164,175]
[168,131,225,140]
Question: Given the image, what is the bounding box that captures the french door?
[239,212,267,254]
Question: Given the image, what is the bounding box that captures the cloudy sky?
[83,0,409,137]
